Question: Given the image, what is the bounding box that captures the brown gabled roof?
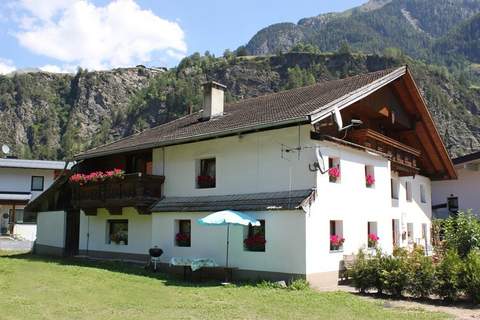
[76,67,402,160]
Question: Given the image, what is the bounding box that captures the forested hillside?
[246,0,480,67]
[1,50,479,160]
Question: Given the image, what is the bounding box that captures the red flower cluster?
[69,168,124,185]
[175,232,190,243]
[330,234,345,247]
[366,174,375,186]
[197,175,215,187]
[368,233,379,247]
[244,234,266,248]
[328,167,341,178]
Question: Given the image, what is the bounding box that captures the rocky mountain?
[245,0,480,64]
[0,51,479,160]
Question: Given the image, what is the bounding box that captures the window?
[407,223,414,243]
[421,223,428,240]
[365,165,375,188]
[447,195,459,214]
[367,221,379,248]
[31,176,44,191]
[244,220,265,252]
[196,158,216,188]
[328,157,341,183]
[8,209,35,224]
[107,220,128,245]
[175,220,191,247]
[329,220,344,251]
[405,181,412,202]
[391,179,399,200]
[420,184,427,203]
[392,219,400,247]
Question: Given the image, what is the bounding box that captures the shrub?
[288,279,310,291]
[349,250,382,293]
[407,248,435,298]
[379,254,409,297]
[443,211,480,257]
[434,249,463,301]
[460,250,480,303]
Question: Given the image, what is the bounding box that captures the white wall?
[305,141,433,275]
[151,210,306,274]
[36,211,66,248]
[432,164,480,216]
[13,224,36,241]
[153,125,316,197]
[0,167,56,200]
[79,208,152,256]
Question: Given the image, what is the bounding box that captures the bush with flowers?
[69,168,125,185]
[330,234,345,251]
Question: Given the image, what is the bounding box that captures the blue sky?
[0,0,366,73]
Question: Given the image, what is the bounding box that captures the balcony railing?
[348,129,421,174]
[71,173,165,215]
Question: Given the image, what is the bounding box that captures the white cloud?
[40,64,75,74]
[14,0,187,70]
[0,58,16,74]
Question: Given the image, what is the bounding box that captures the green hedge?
[348,247,480,303]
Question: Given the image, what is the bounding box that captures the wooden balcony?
[348,129,421,175]
[71,173,165,215]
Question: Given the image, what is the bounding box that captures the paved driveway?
[0,236,33,251]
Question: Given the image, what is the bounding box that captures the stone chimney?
[202,81,226,120]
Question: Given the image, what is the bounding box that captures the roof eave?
[309,66,407,123]
[74,116,311,161]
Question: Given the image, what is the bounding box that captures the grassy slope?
[0,253,449,320]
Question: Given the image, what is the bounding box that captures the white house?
[0,158,69,241]
[27,66,455,288]
[432,150,480,218]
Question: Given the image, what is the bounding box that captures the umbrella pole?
[226,224,230,268]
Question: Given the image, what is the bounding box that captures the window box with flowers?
[365,174,375,188]
[368,233,379,248]
[330,234,345,252]
[175,220,191,247]
[244,220,266,252]
[70,168,125,186]
[328,157,341,183]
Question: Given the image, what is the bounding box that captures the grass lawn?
[0,252,450,320]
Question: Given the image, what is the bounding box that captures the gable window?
[365,165,375,188]
[420,184,427,203]
[391,179,399,200]
[108,220,128,245]
[196,158,216,188]
[31,176,44,191]
[175,219,191,247]
[328,157,341,183]
[367,221,379,248]
[329,220,344,251]
[244,220,265,252]
[405,181,412,202]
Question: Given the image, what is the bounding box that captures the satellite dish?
[2,145,10,155]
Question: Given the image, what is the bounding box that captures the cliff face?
[0,53,479,160]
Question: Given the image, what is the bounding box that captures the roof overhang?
[75,117,310,160]
[0,192,31,202]
[309,66,407,124]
